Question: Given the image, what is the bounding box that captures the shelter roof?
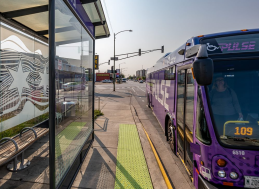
[0,0,110,43]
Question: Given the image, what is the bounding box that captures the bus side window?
[165,66,175,80]
[196,87,211,145]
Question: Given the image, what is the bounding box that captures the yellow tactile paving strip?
[114,124,153,189]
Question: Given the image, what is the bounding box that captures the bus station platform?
[71,90,166,189]
[70,87,194,189]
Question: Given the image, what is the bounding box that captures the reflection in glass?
[55,0,93,185]
[206,59,259,148]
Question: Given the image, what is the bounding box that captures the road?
[95,80,147,106]
[95,81,195,189]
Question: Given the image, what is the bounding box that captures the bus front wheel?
[167,119,176,154]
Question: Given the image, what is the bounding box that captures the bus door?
[150,73,153,106]
[177,68,194,175]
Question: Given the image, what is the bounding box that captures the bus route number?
[232,150,245,155]
[234,127,253,136]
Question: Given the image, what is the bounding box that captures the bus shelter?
[0,0,110,188]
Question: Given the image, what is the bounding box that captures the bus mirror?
[193,58,214,86]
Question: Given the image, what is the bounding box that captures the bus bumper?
[198,175,240,189]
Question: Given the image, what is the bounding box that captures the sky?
[96,0,259,77]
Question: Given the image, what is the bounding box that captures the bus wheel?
[167,119,175,153]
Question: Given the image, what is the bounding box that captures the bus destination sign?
[201,33,259,54]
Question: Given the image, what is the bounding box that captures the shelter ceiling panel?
[95,25,106,36]
[104,23,109,36]
[14,12,48,32]
[96,0,105,21]
[82,3,100,23]
[0,0,47,12]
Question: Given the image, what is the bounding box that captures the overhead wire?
[101,0,114,35]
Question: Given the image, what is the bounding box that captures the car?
[102,79,108,83]
[63,82,84,91]
[122,78,126,82]
[139,80,143,83]
[107,80,112,83]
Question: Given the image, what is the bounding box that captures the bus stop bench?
[0,127,49,171]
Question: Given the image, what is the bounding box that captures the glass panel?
[177,69,185,129]
[165,66,175,80]
[185,68,194,133]
[206,59,259,148]
[34,39,49,125]
[55,0,94,186]
[177,69,185,158]
[196,87,211,144]
[185,69,194,173]
[0,22,48,140]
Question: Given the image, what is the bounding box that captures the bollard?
[98,97,100,111]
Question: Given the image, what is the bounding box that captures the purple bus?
[146,29,259,189]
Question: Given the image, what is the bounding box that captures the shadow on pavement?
[94,135,142,189]
[95,93,123,98]
[94,117,109,132]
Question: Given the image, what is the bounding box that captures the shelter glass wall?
[0,21,49,140]
[55,0,94,186]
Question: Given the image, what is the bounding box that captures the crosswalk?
[95,84,146,103]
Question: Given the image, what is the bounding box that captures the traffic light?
[161,46,164,53]
[139,49,141,56]
[108,60,110,65]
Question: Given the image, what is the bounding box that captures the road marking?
[137,87,145,92]
[142,100,144,102]
[139,97,141,98]
[132,88,136,93]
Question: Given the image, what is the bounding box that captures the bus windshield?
[206,58,259,148]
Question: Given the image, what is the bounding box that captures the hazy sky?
[96,0,259,76]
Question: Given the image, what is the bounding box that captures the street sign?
[95,55,99,69]
[110,57,118,61]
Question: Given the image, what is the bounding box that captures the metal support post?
[49,0,56,187]
[113,33,116,91]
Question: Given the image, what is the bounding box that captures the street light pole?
[113,30,132,92]
[113,33,115,91]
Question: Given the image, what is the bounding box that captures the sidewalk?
[71,90,167,189]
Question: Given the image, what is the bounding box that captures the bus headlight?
[218,170,226,178]
[230,172,238,179]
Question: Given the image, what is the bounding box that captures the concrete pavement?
[72,89,167,189]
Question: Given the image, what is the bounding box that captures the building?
[96,73,110,81]
[136,69,147,78]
